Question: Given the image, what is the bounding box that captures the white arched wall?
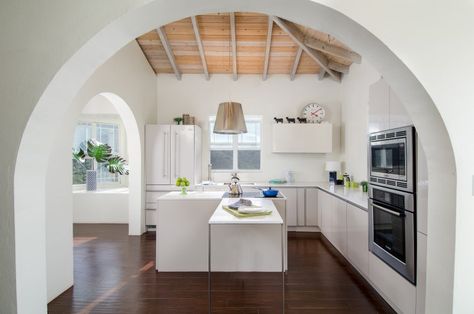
[4,1,472,313]
[101,92,143,232]
[40,41,156,302]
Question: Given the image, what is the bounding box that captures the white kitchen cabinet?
[318,190,331,236]
[369,78,414,133]
[305,188,318,226]
[333,198,347,256]
[368,79,390,133]
[369,252,416,314]
[346,203,369,276]
[272,123,333,153]
[279,188,297,226]
[297,188,305,226]
[145,191,169,227]
[146,124,201,185]
[281,187,318,228]
[146,125,170,185]
[389,88,412,129]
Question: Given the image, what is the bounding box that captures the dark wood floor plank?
[48,224,395,314]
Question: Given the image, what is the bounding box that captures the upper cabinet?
[272,123,333,153]
[369,78,412,133]
[146,124,202,185]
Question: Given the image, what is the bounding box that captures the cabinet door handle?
[163,132,168,177]
[174,132,178,178]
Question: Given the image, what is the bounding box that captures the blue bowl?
[262,188,279,197]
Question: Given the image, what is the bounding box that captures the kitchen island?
[156,191,287,271]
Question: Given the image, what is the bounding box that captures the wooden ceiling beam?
[328,61,350,74]
[156,27,181,80]
[230,12,237,81]
[290,47,303,81]
[190,16,209,80]
[262,16,273,81]
[304,37,361,64]
[273,16,341,82]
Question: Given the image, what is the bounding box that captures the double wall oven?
[368,126,416,284]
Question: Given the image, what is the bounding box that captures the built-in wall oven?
[369,185,416,284]
[369,126,415,192]
[368,126,416,284]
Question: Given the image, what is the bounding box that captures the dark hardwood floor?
[48,224,395,314]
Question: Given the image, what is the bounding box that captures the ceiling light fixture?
[213,13,247,135]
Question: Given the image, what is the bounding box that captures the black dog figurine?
[297,117,307,123]
[286,117,296,123]
[274,117,284,123]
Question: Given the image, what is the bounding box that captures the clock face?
[302,103,325,123]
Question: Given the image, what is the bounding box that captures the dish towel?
[222,205,272,218]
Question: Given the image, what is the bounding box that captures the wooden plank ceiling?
[136,12,361,82]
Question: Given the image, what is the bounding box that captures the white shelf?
[272,123,333,153]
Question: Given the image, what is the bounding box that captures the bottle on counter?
[343,173,351,188]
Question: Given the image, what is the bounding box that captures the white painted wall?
[340,61,380,181]
[73,189,129,223]
[2,1,471,313]
[156,74,342,183]
[44,41,156,302]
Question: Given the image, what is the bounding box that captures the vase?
[180,186,187,195]
[86,170,97,191]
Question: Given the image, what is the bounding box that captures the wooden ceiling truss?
[137,13,361,82]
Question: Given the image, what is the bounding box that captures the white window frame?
[72,114,128,188]
[209,115,262,173]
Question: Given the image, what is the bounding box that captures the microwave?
[368,126,415,193]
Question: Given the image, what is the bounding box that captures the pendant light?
[213,13,247,135]
[213,101,247,134]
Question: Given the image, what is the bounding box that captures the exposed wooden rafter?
[305,36,361,64]
[190,16,209,80]
[272,16,341,82]
[262,16,273,80]
[230,12,237,81]
[328,61,350,74]
[290,47,303,81]
[156,27,181,80]
[137,13,361,81]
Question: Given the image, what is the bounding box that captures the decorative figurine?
[274,117,284,123]
[297,117,307,123]
[286,117,296,123]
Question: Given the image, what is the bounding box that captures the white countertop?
[317,182,369,210]
[158,191,224,200]
[209,198,283,225]
[158,182,369,210]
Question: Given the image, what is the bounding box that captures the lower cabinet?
[346,203,369,276]
[280,187,318,227]
[319,190,347,257]
[145,191,169,227]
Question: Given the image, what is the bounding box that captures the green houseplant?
[73,139,129,191]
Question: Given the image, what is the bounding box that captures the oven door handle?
[372,203,404,217]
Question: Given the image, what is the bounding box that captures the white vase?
[86,170,97,191]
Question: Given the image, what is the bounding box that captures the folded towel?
[222,205,272,218]
[237,206,265,214]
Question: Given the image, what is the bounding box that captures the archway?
[100,92,142,234]
[13,1,456,313]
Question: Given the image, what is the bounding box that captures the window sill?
[72,187,129,194]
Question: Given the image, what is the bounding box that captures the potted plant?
[73,139,129,191]
[176,177,190,195]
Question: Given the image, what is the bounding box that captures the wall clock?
[302,103,325,123]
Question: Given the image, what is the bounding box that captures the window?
[209,116,261,171]
[72,121,122,185]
